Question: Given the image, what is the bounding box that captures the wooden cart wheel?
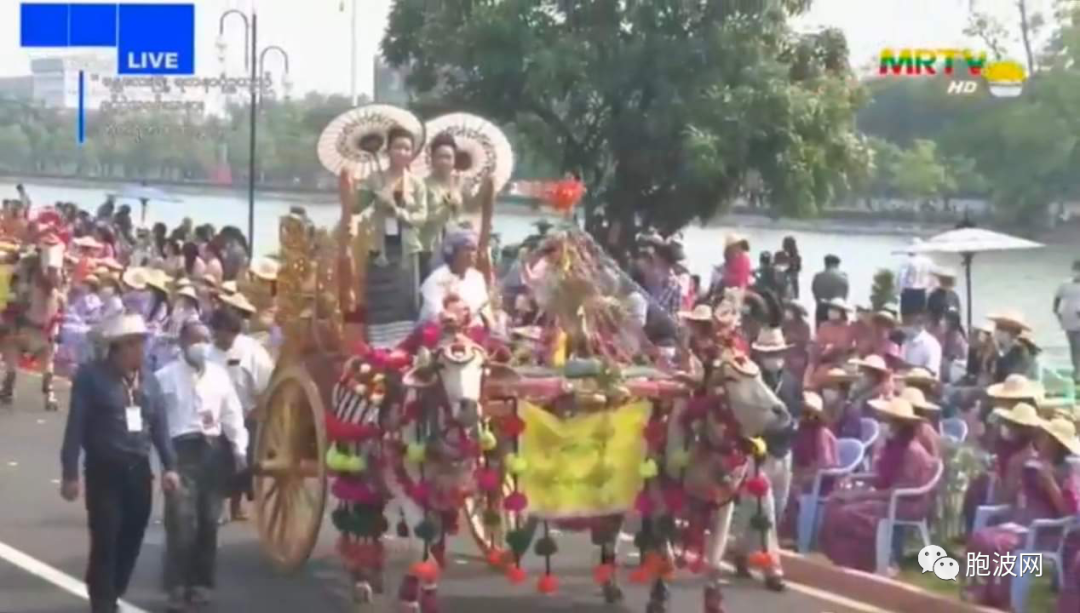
[253,364,328,573]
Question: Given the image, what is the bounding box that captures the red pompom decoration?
[634,491,655,515]
[743,475,770,498]
[544,179,585,213]
[506,565,528,584]
[419,323,442,348]
[662,487,688,513]
[476,468,501,492]
[537,573,559,594]
[409,560,440,583]
[485,548,509,568]
[503,492,529,513]
[592,563,615,586]
[387,349,413,370]
[629,566,652,585]
[747,551,776,571]
[498,415,526,438]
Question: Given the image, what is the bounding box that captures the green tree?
[0,125,31,171]
[383,0,867,242]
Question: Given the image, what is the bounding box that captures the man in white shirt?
[208,307,274,521]
[1054,260,1080,383]
[900,315,943,378]
[897,242,936,318]
[155,320,247,611]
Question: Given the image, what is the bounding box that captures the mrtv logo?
[879,48,1027,98]
[20,3,195,75]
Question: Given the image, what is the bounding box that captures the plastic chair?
[796,438,866,553]
[1009,513,1077,612]
[939,417,969,444]
[874,459,945,574]
[859,417,880,470]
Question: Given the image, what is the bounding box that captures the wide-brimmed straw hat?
[72,235,101,249]
[803,392,824,414]
[751,327,793,353]
[1040,417,1080,455]
[98,313,149,342]
[820,367,859,386]
[987,374,1044,401]
[900,387,940,412]
[679,304,714,322]
[824,297,853,313]
[220,291,257,315]
[220,281,238,296]
[1018,331,1040,351]
[988,310,1031,333]
[901,368,939,388]
[991,402,1044,428]
[873,307,898,325]
[932,267,956,280]
[868,397,924,423]
[200,273,219,288]
[250,257,280,281]
[144,268,170,293]
[175,286,199,302]
[121,267,149,291]
[973,320,995,335]
[724,233,749,249]
[852,354,890,374]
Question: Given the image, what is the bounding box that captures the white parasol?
[411,113,514,197]
[894,227,1044,330]
[316,104,426,181]
[109,184,182,224]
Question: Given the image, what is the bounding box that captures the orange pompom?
[642,551,665,573]
[592,563,615,586]
[747,551,776,571]
[629,566,652,585]
[537,573,559,594]
[506,565,527,585]
[409,560,440,583]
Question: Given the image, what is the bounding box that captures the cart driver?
[418,229,492,329]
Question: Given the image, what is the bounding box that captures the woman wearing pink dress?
[961,402,1041,533]
[818,396,937,573]
[964,417,1080,608]
[779,392,839,540]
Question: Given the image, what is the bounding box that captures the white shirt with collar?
[902,328,943,378]
[207,334,275,416]
[155,357,248,459]
[419,264,490,324]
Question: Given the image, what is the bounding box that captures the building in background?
[0,76,34,101]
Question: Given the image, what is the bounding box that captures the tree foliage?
[383,0,867,237]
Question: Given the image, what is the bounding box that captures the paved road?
[0,372,885,613]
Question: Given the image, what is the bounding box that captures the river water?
[5,180,1075,365]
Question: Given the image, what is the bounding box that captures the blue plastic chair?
[874,459,945,574]
[939,417,969,444]
[1008,456,1080,612]
[859,417,880,470]
[796,438,866,553]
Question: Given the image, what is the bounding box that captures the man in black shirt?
[60,314,179,613]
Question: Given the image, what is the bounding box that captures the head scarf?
[438,228,479,267]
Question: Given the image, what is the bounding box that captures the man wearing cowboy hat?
[60,313,180,613]
[988,311,1035,383]
[155,319,246,610]
[1,234,67,410]
[1053,259,1080,384]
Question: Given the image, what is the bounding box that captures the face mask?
[822,389,841,405]
[99,286,115,299]
[774,265,788,273]
[999,425,1016,441]
[827,310,842,322]
[783,311,794,322]
[184,342,210,369]
[880,422,895,440]
[994,330,1013,349]
[761,357,785,372]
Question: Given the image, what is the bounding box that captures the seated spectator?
[960,403,1041,533]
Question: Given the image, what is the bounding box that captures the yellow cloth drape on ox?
[518,400,650,519]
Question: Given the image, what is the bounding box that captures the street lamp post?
[340,0,358,106]
[218,9,290,254]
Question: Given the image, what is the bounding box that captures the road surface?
[0,372,887,612]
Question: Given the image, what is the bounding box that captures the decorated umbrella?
[410,113,515,197]
[316,104,426,181]
[109,184,182,224]
[895,227,1043,330]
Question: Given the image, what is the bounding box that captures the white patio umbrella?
[109,184,182,224]
[894,227,1043,330]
